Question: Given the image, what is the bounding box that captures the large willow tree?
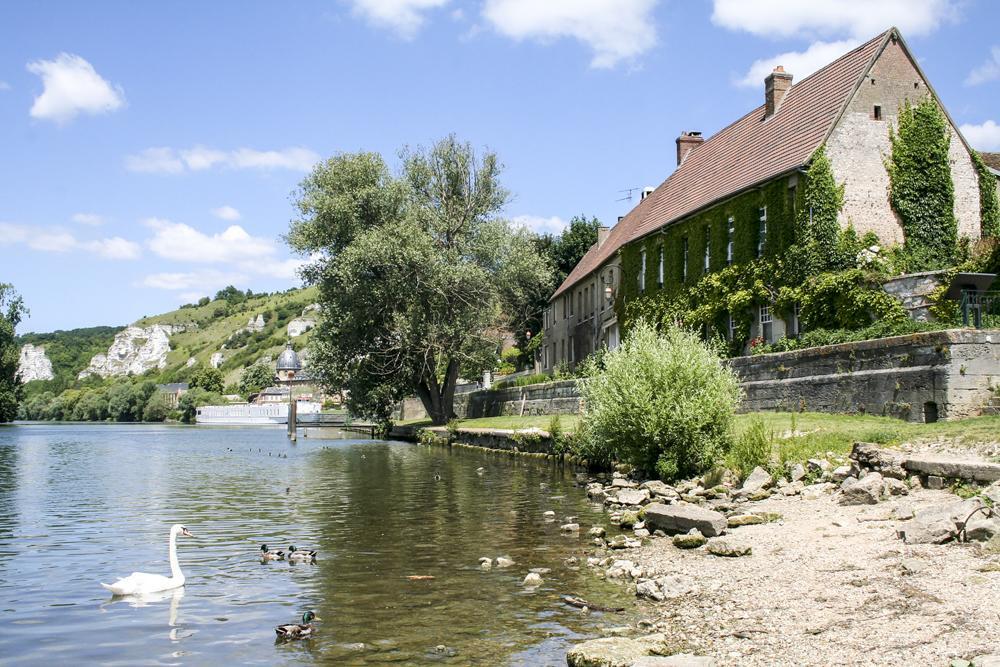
[286,136,553,425]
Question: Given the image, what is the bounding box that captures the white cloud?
[482,0,657,69]
[145,218,275,263]
[26,53,125,124]
[960,120,1000,151]
[0,81,10,91]
[736,39,859,87]
[212,205,242,221]
[0,222,139,259]
[80,237,142,260]
[243,257,307,280]
[348,0,450,38]
[71,212,105,226]
[512,214,568,236]
[140,270,249,291]
[125,145,319,174]
[966,46,1000,86]
[711,0,959,41]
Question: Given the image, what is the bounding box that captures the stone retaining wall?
[730,329,1000,421]
[454,379,581,419]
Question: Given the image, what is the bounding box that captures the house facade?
[542,28,992,371]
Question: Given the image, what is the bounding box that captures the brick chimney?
[597,226,611,247]
[676,131,703,166]
[765,66,793,118]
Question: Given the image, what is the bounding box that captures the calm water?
[0,424,630,665]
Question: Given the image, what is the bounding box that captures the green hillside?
[18,285,320,394]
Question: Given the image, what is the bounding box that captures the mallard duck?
[275,611,319,639]
[260,544,284,561]
[287,545,317,563]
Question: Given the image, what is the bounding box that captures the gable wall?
[826,37,981,245]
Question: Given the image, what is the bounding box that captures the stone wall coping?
[487,378,580,393]
[882,269,949,282]
[730,328,999,368]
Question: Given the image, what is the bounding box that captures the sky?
[2,0,999,333]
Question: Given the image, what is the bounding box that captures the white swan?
[101,524,192,596]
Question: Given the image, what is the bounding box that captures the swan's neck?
[168,530,183,580]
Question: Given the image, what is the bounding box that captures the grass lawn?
[424,411,1000,466]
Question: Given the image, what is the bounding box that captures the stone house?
[543,27,992,371]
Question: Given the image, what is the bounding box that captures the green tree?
[887,98,957,267]
[0,284,28,422]
[546,215,601,284]
[239,362,275,396]
[142,392,173,422]
[287,135,553,425]
[177,387,223,423]
[189,367,224,394]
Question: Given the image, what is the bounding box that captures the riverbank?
[565,441,1000,666]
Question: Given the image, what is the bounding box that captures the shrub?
[727,416,772,479]
[579,320,742,480]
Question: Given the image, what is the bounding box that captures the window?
[726,217,734,265]
[790,302,802,338]
[757,207,767,258]
[657,246,664,286]
[759,304,773,343]
[639,249,647,293]
[873,105,882,121]
[562,296,566,320]
[583,287,588,318]
[543,343,549,369]
[682,237,689,282]
[703,226,711,274]
[727,312,736,341]
[560,339,565,362]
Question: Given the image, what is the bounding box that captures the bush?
[727,416,773,479]
[579,320,742,481]
[142,393,173,422]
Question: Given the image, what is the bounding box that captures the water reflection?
[0,425,631,665]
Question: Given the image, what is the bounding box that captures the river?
[0,424,631,665]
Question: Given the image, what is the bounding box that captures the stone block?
[643,503,728,537]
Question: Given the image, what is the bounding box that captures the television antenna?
[617,187,640,202]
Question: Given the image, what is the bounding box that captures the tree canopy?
[189,367,224,394]
[287,135,553,424]
[1,284,27,422]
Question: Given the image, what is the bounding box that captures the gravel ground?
[604,488,1000,666]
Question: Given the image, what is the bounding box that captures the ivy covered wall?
[616,174,799,334]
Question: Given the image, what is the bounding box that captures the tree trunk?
[414,359,461,426]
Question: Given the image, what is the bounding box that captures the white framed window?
[759,304,773,343]
[757,207,767,258]
[703,226,711,274]
[727,312,736,341]
[682,237,689,282]
[658,246,664,286]
[727,217,735,265]
[791,302,802,338]
[639,249,647,292]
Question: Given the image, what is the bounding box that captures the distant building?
[155,382,189,408]
[544,28,993,368]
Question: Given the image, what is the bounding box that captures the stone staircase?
[984,393,1000,416]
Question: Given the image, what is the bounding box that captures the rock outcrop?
[210,352,225,368]
[78,325,178,378]
[247,314,265,332]
[287,317,316,338]
[17,344,54,382]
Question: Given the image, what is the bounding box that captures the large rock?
[897,498,983,544]
[210,351,225,368]
[615,488,651,506]
[851,442,907,479]
[903,455,1000,484]
[17,343,54,382]
[839,472,884,505]
[78,325,178,379]
[565,634,668,667]
[706,538,752,557]
[643,503,727,537]
[246,313,266,332]
[739,467,773,494]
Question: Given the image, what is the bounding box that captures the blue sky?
[2,0,999,333]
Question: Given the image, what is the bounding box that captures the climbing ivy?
[972,151,1000,238]
[887,98,957,267]
[798,145,846,272]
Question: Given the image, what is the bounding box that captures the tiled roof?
[552,29,892,299]
[981,152,1000,172]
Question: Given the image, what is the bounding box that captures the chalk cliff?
[17,344,55,382]
[78,325,182,379]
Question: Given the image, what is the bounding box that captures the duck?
[101,524,193,596]
[260,544,284,561]
[287,545,317,563]
[275,611,319,639]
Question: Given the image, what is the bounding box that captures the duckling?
[275,611,319,639]
[260,544,284,561]
[287,545,317,563]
